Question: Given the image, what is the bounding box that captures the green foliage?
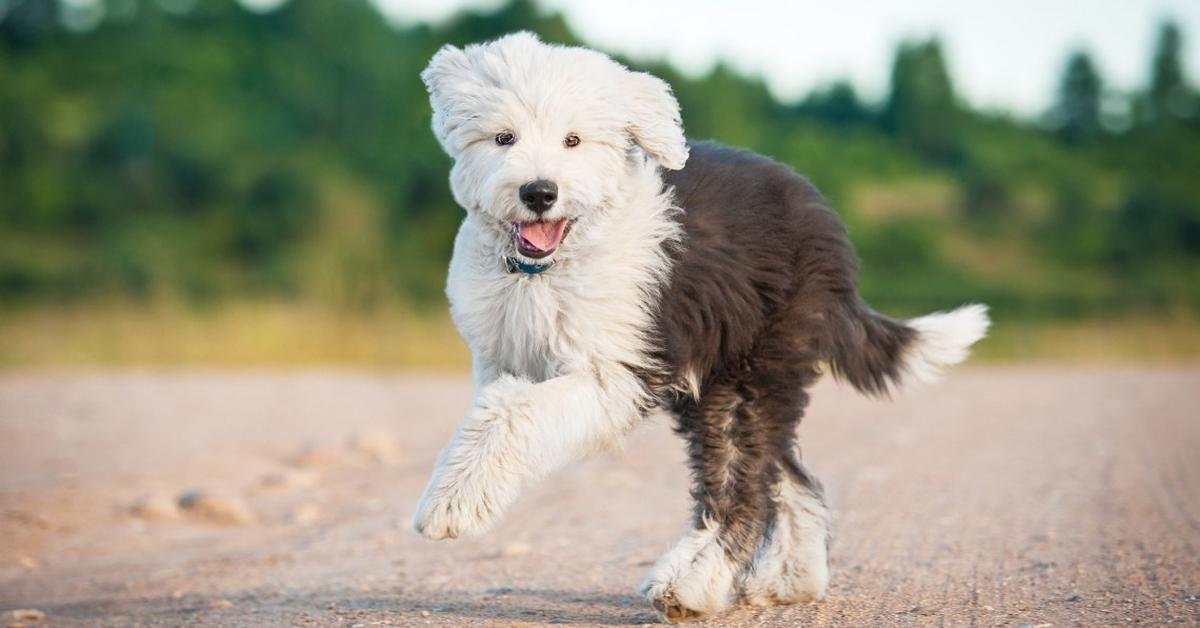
[1112,176,1200,266]
[0,0,1197,321]
[798,81,872,128]
[1052,51,1104,143]
[1142,20,1198,128]
[882,39,962,163]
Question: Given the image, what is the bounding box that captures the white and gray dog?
[412,32,989,623]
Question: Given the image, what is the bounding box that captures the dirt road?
[1,368,1198,627]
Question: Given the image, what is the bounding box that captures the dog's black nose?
[519,180,558,214]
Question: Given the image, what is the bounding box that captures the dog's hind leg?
[639,377,769,623]
[737,330,831,608]
[641,332,822,622]
[739,448,831,606]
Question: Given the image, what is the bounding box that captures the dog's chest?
[448,258,660,385]
[450,272,595,380]
[447,210,673,383]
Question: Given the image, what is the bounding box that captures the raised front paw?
[412,377,534,541]
[411,473,501,540]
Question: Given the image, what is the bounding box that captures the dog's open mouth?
[512,219,570,259]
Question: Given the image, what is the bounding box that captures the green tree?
[798,81,870,127]
[1142,20,1196,127]
[0,0,58,52]
[1052,50,1103,143]
[882,39,961,162]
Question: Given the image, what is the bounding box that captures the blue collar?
[504,256,554,275]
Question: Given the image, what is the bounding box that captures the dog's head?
[421,32,687,262]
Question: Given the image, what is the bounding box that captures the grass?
[1,302,1198,369]
[975,316,1200,364]
[0,301,470,370]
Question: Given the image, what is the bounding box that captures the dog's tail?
[825,302,990,397]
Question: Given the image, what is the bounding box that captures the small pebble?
[285,444,340,468]
[420,610,431,617]
[501,542,532,557]
[291,503,321,525]
[349,430,399,464]
[207,599,233,609]
[7,609,45,622]
[259,469,318,491]
[130,496,181,521]
[1065,592,1082,602]
[177,490,257,525]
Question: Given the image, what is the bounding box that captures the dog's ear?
[623,71,689,170]
[421,44,476,155]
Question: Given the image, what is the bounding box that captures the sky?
[369,0,1200,117]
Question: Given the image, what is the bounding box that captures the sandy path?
[1,368,1198,627]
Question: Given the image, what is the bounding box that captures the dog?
[411,32,989,623]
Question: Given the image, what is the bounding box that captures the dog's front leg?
[412,368,642,540]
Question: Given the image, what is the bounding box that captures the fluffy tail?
[826,303,990,396]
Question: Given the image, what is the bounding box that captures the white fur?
[902,303,991,384]
[740,474,831,606]
[413,371,642,539]
[421,31,687,242]
[412,32,686,540]
[639,518,740,621]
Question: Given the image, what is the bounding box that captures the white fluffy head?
[421,32,688,263]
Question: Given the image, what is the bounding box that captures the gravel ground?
[1,368,1198,627]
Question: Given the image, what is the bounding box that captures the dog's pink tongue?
[518,219,567,251]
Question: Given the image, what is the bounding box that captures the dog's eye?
[495,131,516,146]
[564,133,580,148]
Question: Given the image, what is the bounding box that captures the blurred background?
[2,0,1199,368]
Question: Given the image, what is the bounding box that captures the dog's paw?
[737,530,829,607]
[639,528,737,623]
[739,478,831,607]
[411,388,532,541]
[648,589,702,624]
[641,578,710,624]
[411,477,500,540]
[640,570,733,624]
[739,558,828,608]
[411,440,520,540]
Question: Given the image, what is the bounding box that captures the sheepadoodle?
[412,32,990,623]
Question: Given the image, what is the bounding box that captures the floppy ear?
[420,44,475,155]
[623,70,689,170]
